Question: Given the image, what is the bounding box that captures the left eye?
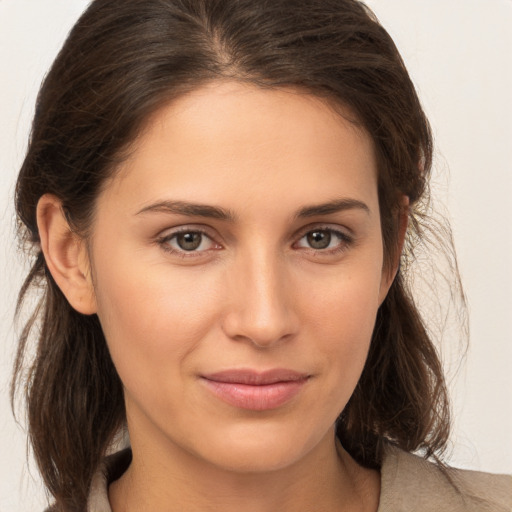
[296,229,349,251]
[161,231,217,253]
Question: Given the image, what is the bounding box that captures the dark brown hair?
[13,0,460,509]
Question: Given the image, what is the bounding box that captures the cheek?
[92,253,223,382]
[309,281,379,337]
[301,262,383,397]
[304,254,383,338]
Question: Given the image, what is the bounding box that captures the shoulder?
[379,446,512,512]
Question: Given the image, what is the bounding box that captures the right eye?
[158,229,221,256]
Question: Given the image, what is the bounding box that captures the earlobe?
[37,194,97,315]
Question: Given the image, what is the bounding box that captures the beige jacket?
[83,446,512,511]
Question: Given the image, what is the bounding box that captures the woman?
[11,0,511,511]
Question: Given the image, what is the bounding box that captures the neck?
[109,425,380,512]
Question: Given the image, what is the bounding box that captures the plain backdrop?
[1,0,511,510]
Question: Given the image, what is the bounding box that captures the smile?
[200,369,310,411]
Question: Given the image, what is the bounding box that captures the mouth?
[200,369,310,411]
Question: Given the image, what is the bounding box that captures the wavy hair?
[12,0,464,509]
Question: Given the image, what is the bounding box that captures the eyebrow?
[135,197,370,220]
[295,198,370,218]
[136,200,236,221]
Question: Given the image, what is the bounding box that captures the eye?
[295,228,352,253]
[158,229,220,255]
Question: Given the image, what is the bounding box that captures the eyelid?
[154,222,355,258]
[157,224,216,239]
[293,222,354,242]
[155,225,223,257]
[292,224,355,254]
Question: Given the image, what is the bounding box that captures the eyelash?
[156,227,220,258]
[294,227,354,256]
[156,226,354,258]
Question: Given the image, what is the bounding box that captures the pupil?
[307,230,331,249]
[177,232,202,251]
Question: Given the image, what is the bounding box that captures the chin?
[202,442,306,474]
[187,418,331,474]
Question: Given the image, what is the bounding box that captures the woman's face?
[88,81,393,472]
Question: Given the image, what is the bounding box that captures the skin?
[37,81,402,511]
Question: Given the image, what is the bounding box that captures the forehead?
[102,81,378,216]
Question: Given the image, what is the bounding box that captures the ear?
[378,195,409,304]
[37,194,97,315]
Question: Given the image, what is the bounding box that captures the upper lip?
[201,369,309,385]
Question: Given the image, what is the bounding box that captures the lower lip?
[201,378,308,411]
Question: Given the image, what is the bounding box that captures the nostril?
[223,309,299,347]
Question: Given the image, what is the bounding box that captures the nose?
[221,249,299,348]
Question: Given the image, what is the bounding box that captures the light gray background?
[1,0,511,510]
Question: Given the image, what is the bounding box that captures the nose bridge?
[223,243,297,347]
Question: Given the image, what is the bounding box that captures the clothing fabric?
[82,446,512,511]
[379,447,511,511]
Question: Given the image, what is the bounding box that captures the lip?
[200,369,310,411]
